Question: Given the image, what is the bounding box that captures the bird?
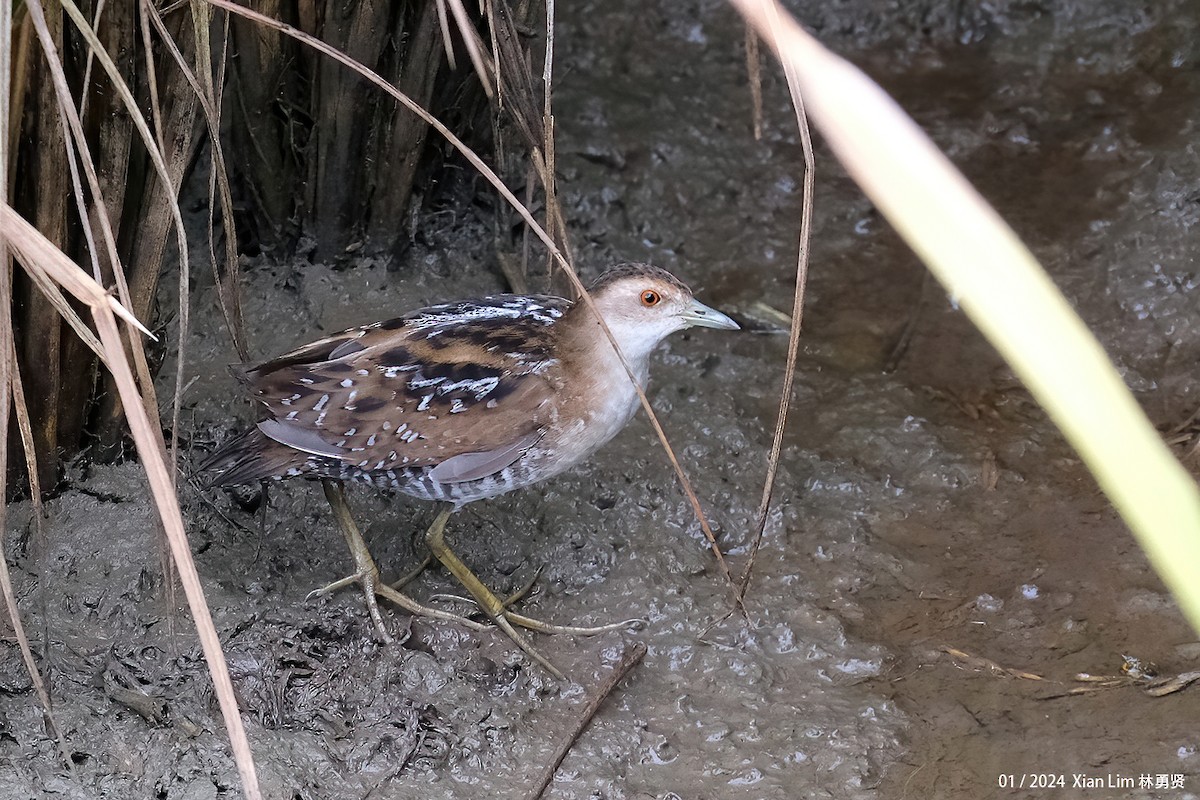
[203,262,739,677]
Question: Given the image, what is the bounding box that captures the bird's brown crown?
[588,262,690,294]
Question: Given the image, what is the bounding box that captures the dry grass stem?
[0,514,70,767]
[6,13,32,184]
[1,204,262,800]
[58,0,191,474]
[205,0,744,610]
[445,0,494,99]
[0,0,70,763]
[484,0,572,290]
[484,0,504,103]
[744,25,763,140]
[737,1,814,602]
[189,1,246,361]
[76,0,110,119]
[538,0,569,277]
[29,0,160,424]
[26,0,122,290]
[145,0,247,361]
[52,0,182,462]
[941,646,1045,681]
[0,335,65,759]
[58,97,105,284]
[434,0,458,70]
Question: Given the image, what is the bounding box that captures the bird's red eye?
[641,290,661,307]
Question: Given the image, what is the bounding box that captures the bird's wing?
[239,296,568,475]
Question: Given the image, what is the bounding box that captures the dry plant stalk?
[143,0,246,361]
[7,2,259,793]
[13,1,206,474]
[744,25,764,140]
[0,0,70,764]
[478,0,572,293]
[526,641,648,800]
[536,0,575,282]
[941,646,1045,681]
[26,0,163,454]
[443,0,494,99]
[1,204,263,800]
[737,3,813,603]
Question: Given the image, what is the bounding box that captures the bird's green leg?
[422,503,566,679]
[422,504,644,679]
[309,481,488,641]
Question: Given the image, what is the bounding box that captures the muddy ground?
[4,0,1200,798]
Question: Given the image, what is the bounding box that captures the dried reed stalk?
[1,203,263,800]
[737,1,813,602]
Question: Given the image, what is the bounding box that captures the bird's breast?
[540,343,646,472]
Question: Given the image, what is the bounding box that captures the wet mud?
[3,1,1200,798]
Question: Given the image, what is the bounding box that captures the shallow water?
[3,1,1200,798]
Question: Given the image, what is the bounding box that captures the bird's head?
[581,263,739,363]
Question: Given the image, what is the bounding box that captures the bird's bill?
[679,298,740,330]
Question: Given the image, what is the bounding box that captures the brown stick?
[526,642,648,800]
[0,3,69,758]
[744,25,763,140]
[737,0,814,601]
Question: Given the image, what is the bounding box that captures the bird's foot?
[503,610,645,636]
[307,567,490,643]
[431,563,645,636]
[316,481,489,643]
[306,558,395,643]
[431,592,644,636]
[500,565,646,634]
[421,508,645,680]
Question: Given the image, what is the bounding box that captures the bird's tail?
[199,428,309,487]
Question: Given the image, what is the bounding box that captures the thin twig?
[0,476,72,774]
[76,0,109,118]
[8,336,48,664]
[137,0,180,644]
[738,1,814,600]
[0,2,71,765]
[539,0,568,277]
[883,268,932,373]
[744,25,763,140]
[484,0,503,104]
[445,0,494,99]
[526,641,648,800]
[55,86,105,284]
